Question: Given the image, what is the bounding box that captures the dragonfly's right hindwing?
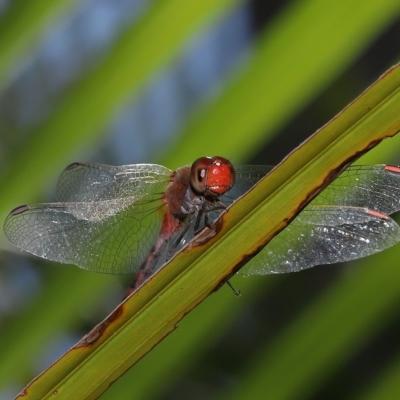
[239,205,400,276]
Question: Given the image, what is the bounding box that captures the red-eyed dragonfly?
[4,157,400,293]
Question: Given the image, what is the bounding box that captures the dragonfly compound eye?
[190,157,213,194]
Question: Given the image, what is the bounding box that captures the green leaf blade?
[17,62,400,400]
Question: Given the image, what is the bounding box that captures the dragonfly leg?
[226,280,241,296]
[167,212,198,257]
[194,201,226,233]
[193,208,204,232]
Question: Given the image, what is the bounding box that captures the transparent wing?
[219,165,274,203]
[239,206,400,276]
[56,162,172,202]
[3,193,167,275]
[222,165,400,214]
[311,165,400,214]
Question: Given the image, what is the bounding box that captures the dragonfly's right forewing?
[312,165,400,215]
[220,165,274,204]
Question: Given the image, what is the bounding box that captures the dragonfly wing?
[219,165,274,203]
[239,205,400,276]
[312,165,400,215]
[56,162,172,202]
[223,165,400,215]
[4,195,165,274]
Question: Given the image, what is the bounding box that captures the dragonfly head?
[190,156,236,198]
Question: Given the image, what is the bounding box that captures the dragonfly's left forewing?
[56,162,172,202]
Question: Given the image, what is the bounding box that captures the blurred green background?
[0,0,400,399]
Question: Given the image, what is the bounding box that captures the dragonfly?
[4,157,400,294]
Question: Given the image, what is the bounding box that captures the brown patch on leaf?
[75,306,124,347]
